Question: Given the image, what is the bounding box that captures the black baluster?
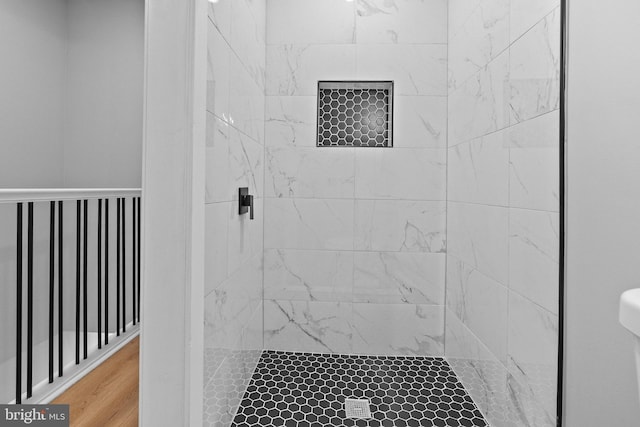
[49,201,55,383]
[105,199,109,345]
[137,197,141,323]
[58,201,63,377]
[83,200,88,360]
[132,198,136,326]
[27,202,33,398]
[16,203,23,404]
[76,201,81,365]
[98,200,102,350]
[122,198,126,333]
[116,199,120,336]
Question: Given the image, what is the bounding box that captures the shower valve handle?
[238,187,254,220]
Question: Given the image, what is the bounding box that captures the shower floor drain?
[344,398,372,419]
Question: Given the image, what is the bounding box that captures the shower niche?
[316,81,393,147]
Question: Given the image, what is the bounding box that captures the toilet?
[619,288,640,404]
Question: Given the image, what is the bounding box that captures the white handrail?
[0,188,141,203]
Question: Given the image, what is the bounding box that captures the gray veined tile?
[264,249,354,302]
[510,0,560,43]
[266,147,355,199]
[509,209,560,314]
[265,96,317,148]
[355,0,447,44]
[509,8,561,125]
[266,44,357,96]
[206,23,231,120]
[353,252,445,305]
[356,44,447,96]
[448,0,509,92]
[267,0,356,45]
[507,291,558,424]
[393,96,447,148]
[352,303,444,356]
[447,130,510,207]
[448,50,510,146]
[354,148,446,201]
[205,113,231,204]
[354,200,446,253]
[263,300,353,354]
[447,202,509,285]
[446,256,508,363]
[264,198,355,250]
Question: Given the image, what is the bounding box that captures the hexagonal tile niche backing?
[317,81,393,147]
[229,351,488,427]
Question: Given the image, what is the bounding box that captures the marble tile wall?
[263,0,448,356]
[446,1,560,426]
[203,1,266,425]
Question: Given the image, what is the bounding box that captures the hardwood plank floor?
[53,336,139,427]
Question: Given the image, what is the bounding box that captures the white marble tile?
[447,0,482,42]
[264,249,354,302]
[510,0,560,43]
[355,0,447,44]
[353,252,445,305]
[267,0,355,45]
[509,209,559,314]
[230,0,266,89]
[508,291,558,422]
[447,130,510,206]
[266,147,355,199]
[506,373,557,427]
[227,198,263,275]
[447,202,508,285]
[352,304,444,356]
[356,44,447,96]
[446,256,508,363]
[448,0,509,92]
[444,308,494,362]
[241,301,264,351]
[509,8,560,125]
[205,202,229,295]
[446,311,553,427]
[207,0,231,41]
[265,96,317,148]
[393,96,447,148]
[354,148,446,200]
[448,51,509,146]
[229,54,265,144]
[510,147,559,212]
[354,200,446,253]
[266,44,357,96]
[206,23,231,120]
[204,255,263,350]
[205,114,230,203]
[264,198,354,250]
[227,128,263,202]
[264,300,352,353]
[507,110,559,148]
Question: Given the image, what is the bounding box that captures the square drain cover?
[345,398,372,419]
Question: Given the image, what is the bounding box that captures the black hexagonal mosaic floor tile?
[230,351,488,427]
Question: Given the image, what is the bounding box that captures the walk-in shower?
[204,1,562,426]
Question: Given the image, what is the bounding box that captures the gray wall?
[564,0,640,424]
[0,0,143,189]
[63,0,144,188]
[0,0,67,188]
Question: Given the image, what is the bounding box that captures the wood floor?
[53,336,139,427]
